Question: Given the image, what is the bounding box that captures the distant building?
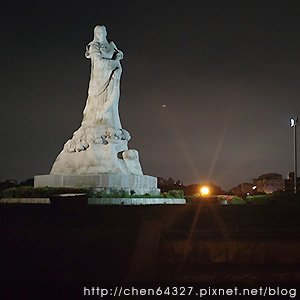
[229,183,255,196]
[284,172,300,192]
[253,173,284,194]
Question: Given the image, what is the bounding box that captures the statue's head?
[94,25,108,43]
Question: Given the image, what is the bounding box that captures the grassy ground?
[0,203,300,286]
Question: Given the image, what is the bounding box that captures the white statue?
[50,25,143,176]
[83,26,124,131]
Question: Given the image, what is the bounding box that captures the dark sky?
[1,0,300,190]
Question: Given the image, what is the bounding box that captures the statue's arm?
[110,41,123,60]
[85,42,103,59]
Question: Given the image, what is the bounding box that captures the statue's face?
[94,25,107,42]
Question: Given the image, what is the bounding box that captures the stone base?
[89,198,186,205]
[0,198,186,205]
[34,174,160,196]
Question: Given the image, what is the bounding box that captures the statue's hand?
[116,52,123,60]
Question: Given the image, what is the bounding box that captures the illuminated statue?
[82,25,125,133]
[35,25,160,196]
[50,25,143,176]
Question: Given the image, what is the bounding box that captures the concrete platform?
[0,198,186,205]
[0,198,50,204]
[89,198,186,205]
[34,173,160,195]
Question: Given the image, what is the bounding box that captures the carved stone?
[34,25,159,195]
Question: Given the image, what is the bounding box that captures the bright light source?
[290,118,298,127]
[200,186,210,196]
[252,185,257,190]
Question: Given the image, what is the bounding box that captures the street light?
[290,117,298,194]
[200,186,210,196]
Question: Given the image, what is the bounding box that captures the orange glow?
[200,186,210,196]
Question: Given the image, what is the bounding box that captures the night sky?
[1,0,300,190]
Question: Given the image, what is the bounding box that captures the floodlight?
[290,118,298,127]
